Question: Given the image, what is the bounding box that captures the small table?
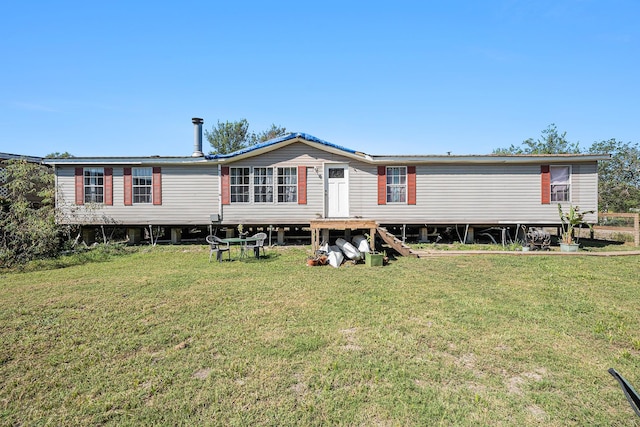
[220,237,260,259]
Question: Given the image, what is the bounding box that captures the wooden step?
[376,227,419,258]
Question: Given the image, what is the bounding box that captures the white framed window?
[386,166,406,203]
[253,167,274,203]
[230,167,250,203]
[84,167,104,203]
[277,167,297,203]
[133,167,152,204]
[550,165,571,202]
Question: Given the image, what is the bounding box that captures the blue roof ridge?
[206,132,356,159]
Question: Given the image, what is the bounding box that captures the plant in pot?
[558,204,594,252]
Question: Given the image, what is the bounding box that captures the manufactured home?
[44,119,609,245]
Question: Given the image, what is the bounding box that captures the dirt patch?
[507,368,547,395]
[193,368,211,380]
[340,327,362,351]
[527,404,547,420]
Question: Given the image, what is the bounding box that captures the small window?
[230,167,250,203]
[277,167,297,203]
[84,168,104,203]
[386,166,406,203]
[550,166,570,202]
[328,168,344,179]
[133,167,152,204]
[253,167,273,203]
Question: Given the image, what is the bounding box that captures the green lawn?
[1,246,639,426]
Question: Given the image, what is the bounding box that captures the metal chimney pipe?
[192,117,204,157]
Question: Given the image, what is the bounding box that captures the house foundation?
[127,228,142,244]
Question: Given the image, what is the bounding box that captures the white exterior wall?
[55,164,218,225]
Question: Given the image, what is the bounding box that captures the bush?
[0,160,64,267]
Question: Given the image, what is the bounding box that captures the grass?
[1,245,639,426]
[411,240,639,252]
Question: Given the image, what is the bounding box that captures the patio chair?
[609,368,640,418]
[206,235,230,262]
[244,232,267,258]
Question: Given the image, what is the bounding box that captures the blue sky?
[1,0,638,157]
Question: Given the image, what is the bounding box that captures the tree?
[493,124,581,154]
[0,159,62,266]
[251,124,288,144]
[589,139,640,212]
[205,119,287,155]
[45,152,74,158]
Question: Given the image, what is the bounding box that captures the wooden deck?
[376,227,420,258]
[310,219,378,252]
[309,219,420,258]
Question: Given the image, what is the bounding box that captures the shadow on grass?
[237,252,282,264]
[15,244,138,273]
[577,238,626,248]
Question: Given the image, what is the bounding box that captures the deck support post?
[309,219,379,253]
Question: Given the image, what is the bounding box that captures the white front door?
[325,164,349,217]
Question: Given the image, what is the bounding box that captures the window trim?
[132,167,153,204]
[230,167,250,203]
[277,166,298,203]
[550,165,572,203]
[386,166,407,204]
[253,166,274,204]
[83,167,105,204]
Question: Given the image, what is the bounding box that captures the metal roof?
[207,132,357,159]
[0,152,43,163]
[39,132,611,166]
[42,156,211,166]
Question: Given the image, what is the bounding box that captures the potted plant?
[558,204,595,252]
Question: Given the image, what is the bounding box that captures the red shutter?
[377,166,386,205]
[407,166,416,205]
[221,166,230,205]
[104,168,113,205]
[541,165,550,204]
[123,168,132,206]
[152,167,162,205]
[298,165,307,204]
[75,168,84,205]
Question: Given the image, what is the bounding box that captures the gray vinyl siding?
[349,162,598,225]
[221,143,348,224]
[53,143,600,227]
[221,144,599,226]
[55,164,218,225]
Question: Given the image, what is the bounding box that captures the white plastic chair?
[206,235,230,262]
[244,232,267,258]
